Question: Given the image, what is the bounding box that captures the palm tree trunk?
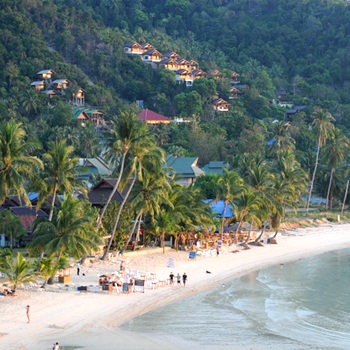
[221,201,228,241]
[326,168,334,210]
[306,138,321,216]
[119,211,142,256]
[161,232,165,254]
[48,182,58,221]
[96,151,127,230]
[102,173,137,260]
[341,180,349,215]
[255,221,268,243]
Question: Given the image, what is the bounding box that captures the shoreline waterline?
[1,223,350,349]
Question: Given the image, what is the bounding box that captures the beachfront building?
[166,155,204,186]
[82,178,125,208]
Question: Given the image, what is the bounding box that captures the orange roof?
[137,109,171,124]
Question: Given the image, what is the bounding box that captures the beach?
[1,222,350,350]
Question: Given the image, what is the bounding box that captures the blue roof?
[204,199,234,218]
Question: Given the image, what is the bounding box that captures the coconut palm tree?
[322,128,349,209]
[233,188,263,243]
[29,195,102,261]
[0,120,43,205]
[306,107,335,215]
[97,110,150,229]
[1,252,38,293]
[216,169,245,239]
[267,121,295,160]
[102,137,166,259]
[0,209,26,249]
[34,140,86,221]
[35,254,68,288]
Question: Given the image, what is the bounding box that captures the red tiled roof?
[138,109,171,122]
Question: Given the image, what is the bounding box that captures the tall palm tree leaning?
[96,110,149,230]
[34,139,85,221]
[106,141,167,259]
[0,119,43,205]
[322,128,349,209]
[306,107,335,215]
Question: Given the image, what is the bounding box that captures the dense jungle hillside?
[1,0,350,202]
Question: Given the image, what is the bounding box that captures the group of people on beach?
[169,272,187,286]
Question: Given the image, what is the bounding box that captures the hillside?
[1,0,350,197]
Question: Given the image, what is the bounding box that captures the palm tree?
[34,140,86,221]
[306,107,335,215]
[267,121,295,160]
[152,211,178,254]
[35,254,68,288]
[169,184,214,250]
[29,195,102,261]
[97,110,150,229]
[0,209,26,249]
[0,120,43,205]
[1,252,38,293]
[322,128,349,209]
[216,169,245,239]
[233,188,263,243]
[102,137,166,259]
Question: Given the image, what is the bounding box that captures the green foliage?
[1,252,38,292]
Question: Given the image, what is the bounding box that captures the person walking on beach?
[176,273,181,286]
[169,272,174,285]
[182,273,187,287]
[26,305,30,323]
[77,266,80,275]
[52,342,60,350]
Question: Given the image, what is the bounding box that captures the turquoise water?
[122,248,350,349]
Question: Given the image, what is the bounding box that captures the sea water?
[121,248,350,349]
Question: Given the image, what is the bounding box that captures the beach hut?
[57,265,73,283]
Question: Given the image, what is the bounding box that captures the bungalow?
[51,79,70,90]
[191,69,208,80]
[286,105,307,116]
[162,51,181,60]
[160,57,179,70]
[37,69,56,80]
[166,155,204,186]
[189,60,199,70]
[73,108,90,125]
[77,157,111,182]
[82,178,124,207]
[141,49,163,64]
[124,41,143,55]
[229,86,242,99]
[138,109,171,125]
[231,71,241,84]
[175,69,194,87]
[211,97,230,111]
[210,70,223,80]
[72,88,86,107]
[140,42,155,52]
[73,108,105,126]
[42,89,57,98]
[202,161,228,175]
[84,109,105,126]
[175,57,191,70]
[30,81,45,91]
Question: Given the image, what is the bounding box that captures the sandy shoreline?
[1,223,350,350]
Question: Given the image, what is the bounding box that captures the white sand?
[1,223,350,350]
